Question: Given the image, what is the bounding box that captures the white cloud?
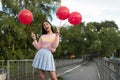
[0,0,1,5]
[0,5,2,11]
[52,0,120,28]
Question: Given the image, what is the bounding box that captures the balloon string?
[59,20,62,27]
[29,26,32,33]
[62,21,68,27]
[58,21,68,30]
[57,20,62,30]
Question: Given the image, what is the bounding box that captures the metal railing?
[7,59,35,80]
[0,60,6,80]
[0,59,82,80]
[96,58,120,80]
[0,60,5,68]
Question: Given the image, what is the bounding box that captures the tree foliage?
[0,0,59,60]
[57,21,120,58]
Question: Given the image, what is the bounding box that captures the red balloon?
[18,9,33,25]
[56,6,70,20]
[68,12,82,25]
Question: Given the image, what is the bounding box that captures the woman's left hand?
[55,28,60,36]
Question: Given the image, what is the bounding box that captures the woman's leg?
[49,71,58,80]
[38,69,46,80]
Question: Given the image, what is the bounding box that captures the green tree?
[84,21,120,57]
[84,23,100,56]
[0,0,60,60]
[99,28,120,57]
[59,21,120,58]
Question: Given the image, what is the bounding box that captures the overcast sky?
[52,0,120,28]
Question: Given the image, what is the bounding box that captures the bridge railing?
[0,59,82,80]
[0,60,5,68]
[96,58,120,80]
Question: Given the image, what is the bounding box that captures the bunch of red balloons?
[56,6,82,25]
[18,9,33,25]
[18,6,82,25]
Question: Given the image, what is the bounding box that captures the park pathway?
[59,61,99,80]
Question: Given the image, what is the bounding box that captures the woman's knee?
[49,71,58,80]
[38,69,46,80]
[39,74,45,80]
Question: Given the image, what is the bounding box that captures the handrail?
[96,58,120,80]
[0,59,82,80]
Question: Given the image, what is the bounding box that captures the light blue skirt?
[32,48,55,71]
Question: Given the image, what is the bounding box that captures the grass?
[57,76,63,80]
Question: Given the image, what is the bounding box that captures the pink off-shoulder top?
[32,33,59,53]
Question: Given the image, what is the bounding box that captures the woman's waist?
[37,48,52,55]
[40,47,49,50]
[38,47,51,52]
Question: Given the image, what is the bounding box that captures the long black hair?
[41,20,54,35]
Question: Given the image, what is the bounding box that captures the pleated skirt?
[32,48,55,71]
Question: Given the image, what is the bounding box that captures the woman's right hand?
[31,32,36,40]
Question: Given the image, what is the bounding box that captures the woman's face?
[43,21,51,32]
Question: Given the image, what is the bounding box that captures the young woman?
[31,20,60,80]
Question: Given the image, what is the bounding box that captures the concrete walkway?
[57,61,99,80]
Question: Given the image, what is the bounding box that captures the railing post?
[32,67,35,80]
[7,60,10,80]
[115,63,120,80]
[25,60,28,80]
[17,61,20,80]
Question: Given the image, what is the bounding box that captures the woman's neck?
[47,31,53,35]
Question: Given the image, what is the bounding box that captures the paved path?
[56,62,82,77]
[58,61,99,80]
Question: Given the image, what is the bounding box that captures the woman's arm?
[31,32,42,50]
[49,48,56,53]
[51,29,60,52]
[52,34,59,48]
[32,37,42,50]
